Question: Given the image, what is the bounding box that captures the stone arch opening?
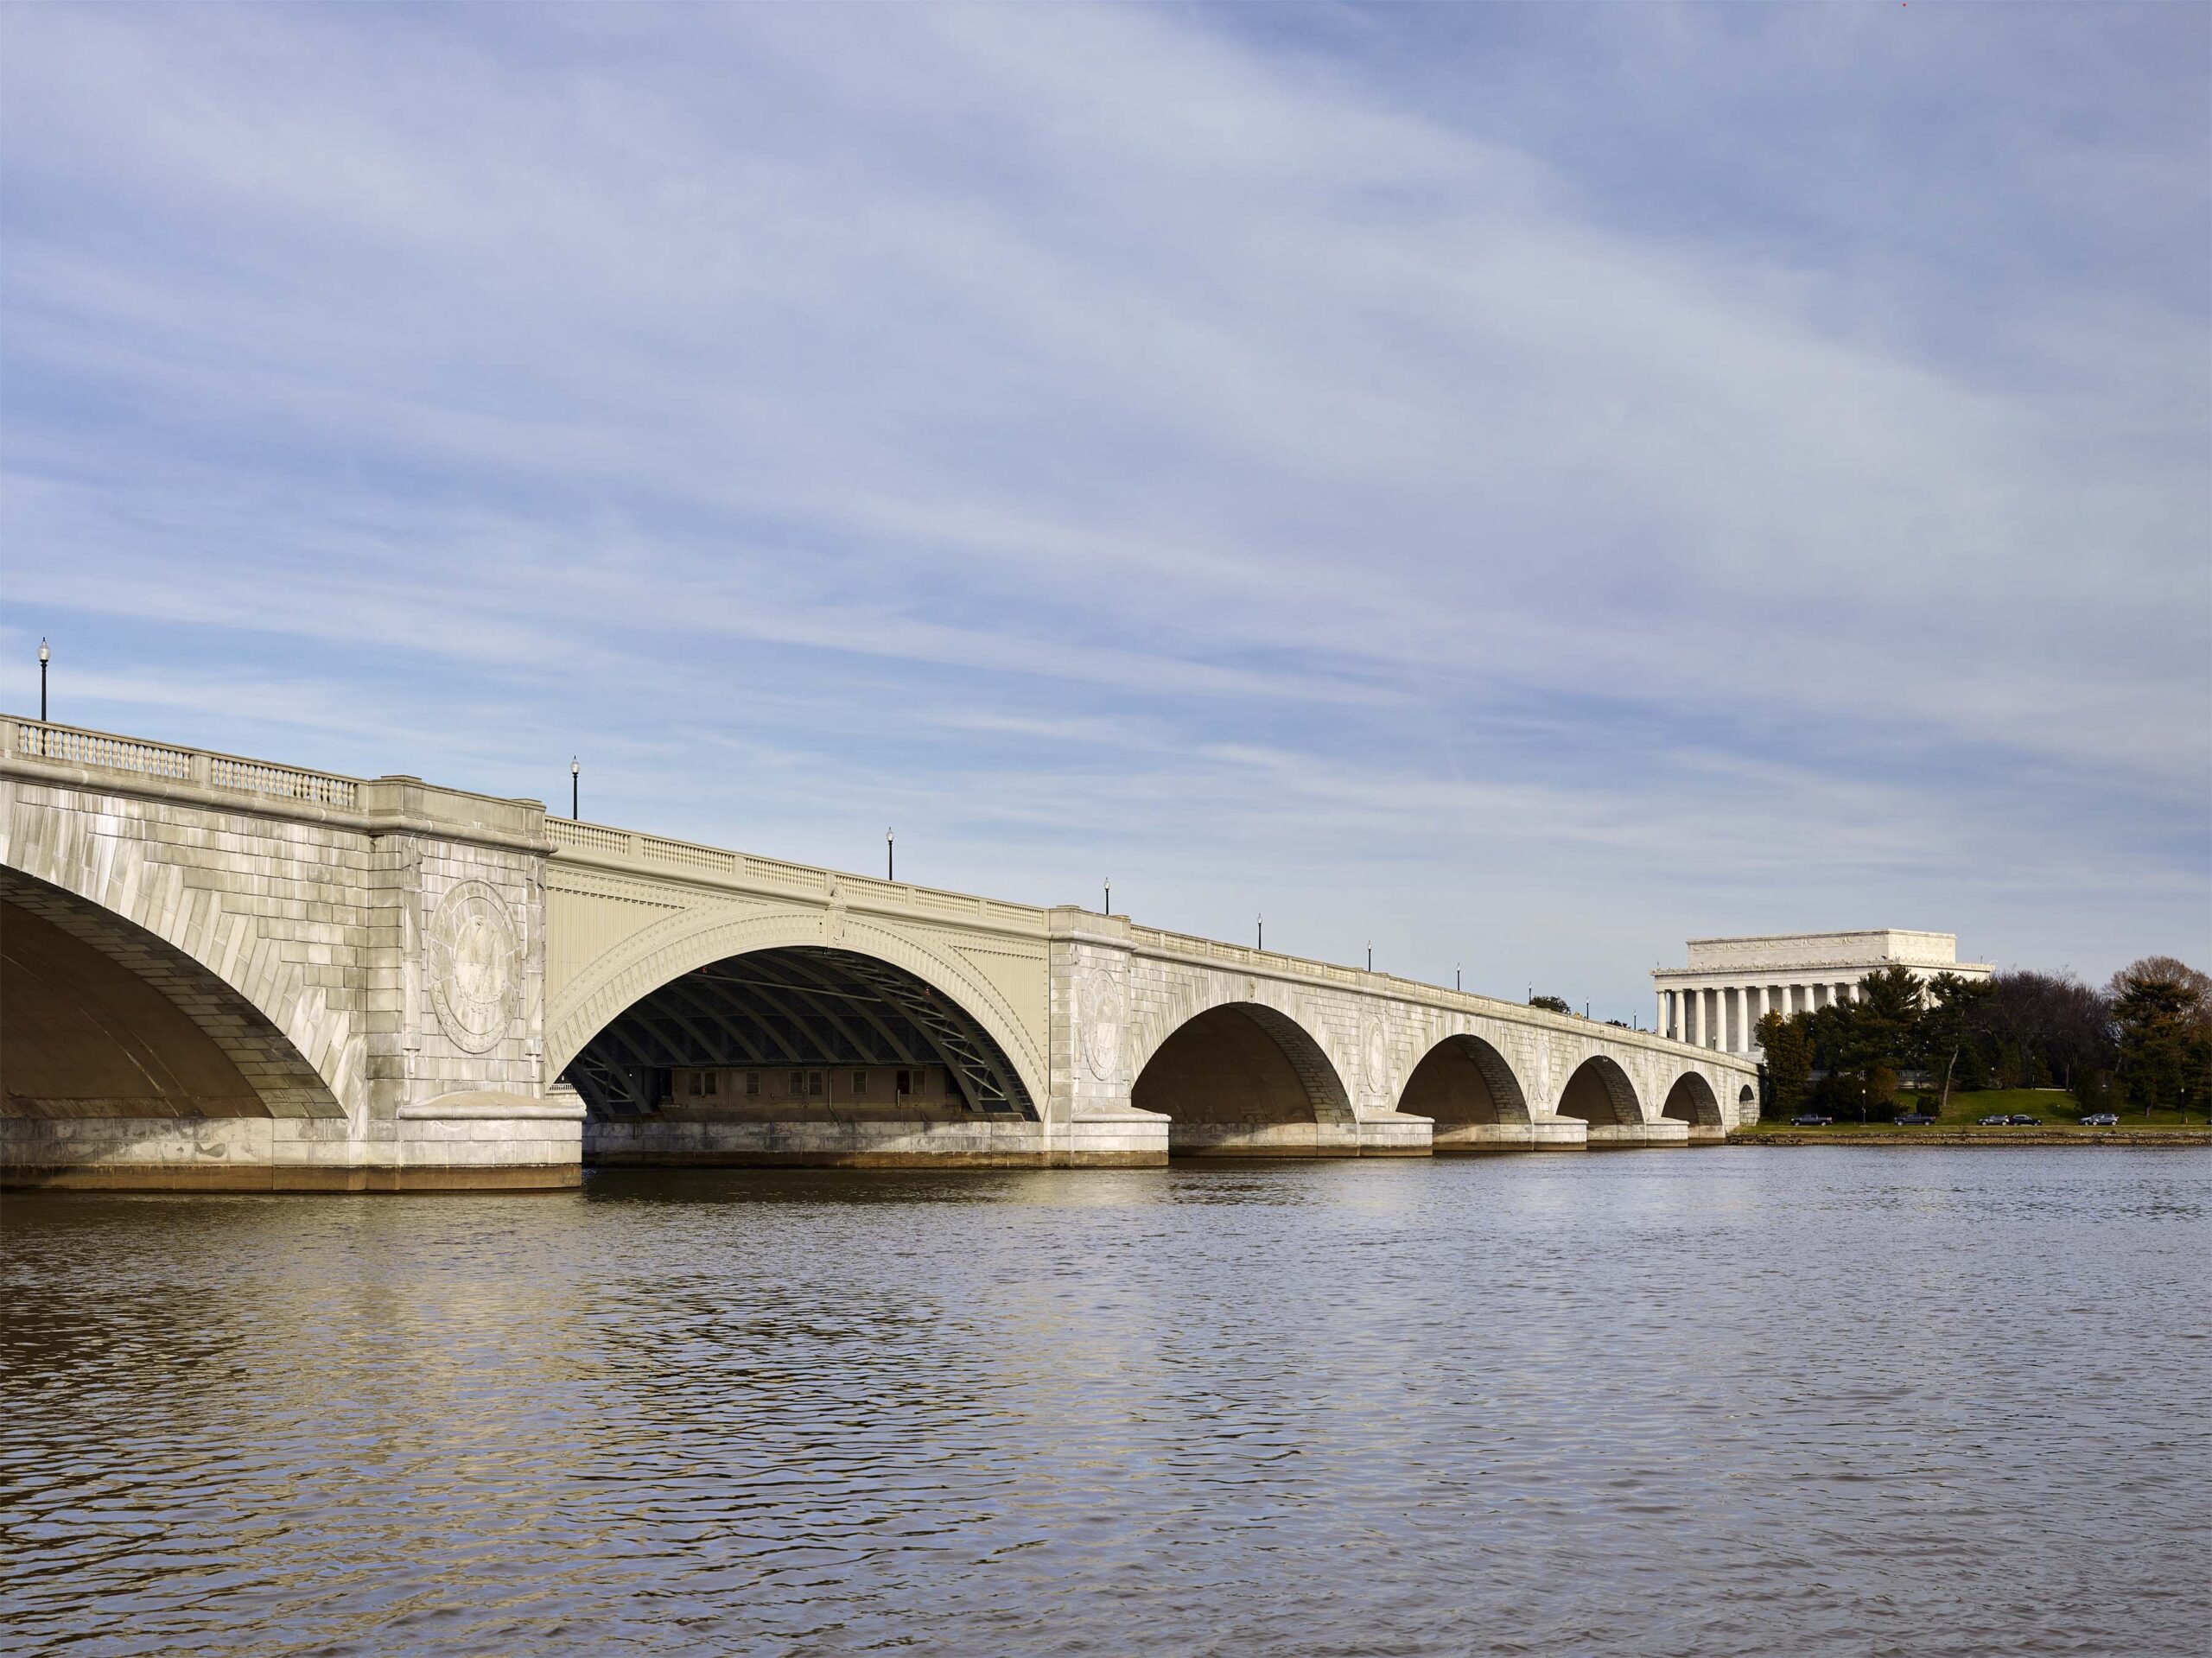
[1738,1083,1757,1121]
[1555,1054,1642,1129]
[1662,1071,1724,1128]
[1399,1032,1532,1152]
[561,944,1036,1140]
[1130,1002,1354,1157]
[1,866,344,1122]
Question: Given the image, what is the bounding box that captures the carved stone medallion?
[1077,966,1122,1082]
[1363,1017,1390,1096]
[427,880,519,1054]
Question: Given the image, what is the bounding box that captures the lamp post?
[38,638,49,721]
[569,758,579,820]
[887,829,894,882]
[1256,915,1263,950]
[1456,965,1461,993]
[1103,879,1111,915]
[1366,942,1373,972]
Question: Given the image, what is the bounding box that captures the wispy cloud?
[2,2,2204,1011]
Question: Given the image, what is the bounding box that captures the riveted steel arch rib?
[832,952,1036,1118]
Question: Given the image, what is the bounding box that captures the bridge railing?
[547,815,1047,929]
[8,717,361,810]
[1128,923,1363,988]
[1124,922,1700,1047]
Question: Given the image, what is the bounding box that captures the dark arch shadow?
[561,944,1036,1127]
[1556,1054,1643,1131]
[1131,1002,1355,1157]
[1662,1071,1725,1129]
[1400,1032,1533,1152]
[1,865,342,1124]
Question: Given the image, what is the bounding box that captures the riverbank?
[1731,1086,2209,1146]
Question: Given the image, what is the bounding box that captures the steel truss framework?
[561,945,1035,1121]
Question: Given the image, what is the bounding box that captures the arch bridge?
[1,718,1759,1189]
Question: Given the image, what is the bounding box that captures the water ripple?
[2,1151,2207,1655]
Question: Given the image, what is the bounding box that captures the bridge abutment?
[2,722,579,1191]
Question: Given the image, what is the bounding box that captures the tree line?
[1754,956,2212,1121]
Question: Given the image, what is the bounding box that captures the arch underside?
[1,867,342,1121]
[1556,1054,1643,1129]
[562,945,1037,1121]
[1662,1071,1725,1128]
[1130,1002,1355,1156]
[1400,1033,1531,1148]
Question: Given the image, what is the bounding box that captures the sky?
[2,2,2206,1021]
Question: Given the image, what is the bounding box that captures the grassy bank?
[1732,1087,2208,1140]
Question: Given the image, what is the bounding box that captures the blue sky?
[3,3,2206,1020]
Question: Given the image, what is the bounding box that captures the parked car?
[1896,1112,1937,1126]
[1976,1114,2013,1127]
[2082,1112,2120,1127]
[1789,1113,1834,1127]
[2006,1114,2043,1126]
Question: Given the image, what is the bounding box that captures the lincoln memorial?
[1653,931,1993,1055]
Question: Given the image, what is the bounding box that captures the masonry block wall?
[2,734,571,1189]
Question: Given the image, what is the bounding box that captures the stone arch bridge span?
[3,719,1758,1188]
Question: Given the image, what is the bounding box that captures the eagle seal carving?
[1077,967,1122,1082]
[427,880,519,1054]
[1363,1018,1390,1096]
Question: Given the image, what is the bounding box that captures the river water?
[2,1150,2206,1657]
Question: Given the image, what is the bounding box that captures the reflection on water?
[3,1153,2208,1656]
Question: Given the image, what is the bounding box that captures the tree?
[1984,969,2113,1093]
[1798,968,1928,1121]
[2109,957,2212,1117]
[2112,956,2212,1023]
[1915,971,1992,1116]
[1758,1010,1811,1118]
[1529,994,1571,1014]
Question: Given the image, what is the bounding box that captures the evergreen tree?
[2113,972,2195,1115]
[1757,1011,1811,1117]
[1915,971,1992,1115]
[2109,957,2210,1116]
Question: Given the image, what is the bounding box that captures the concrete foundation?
[586,1113,1170,1168]
[0,1110,582,1191]
[1432,1118,1590,1153]
[1586,1120,1692,1149]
